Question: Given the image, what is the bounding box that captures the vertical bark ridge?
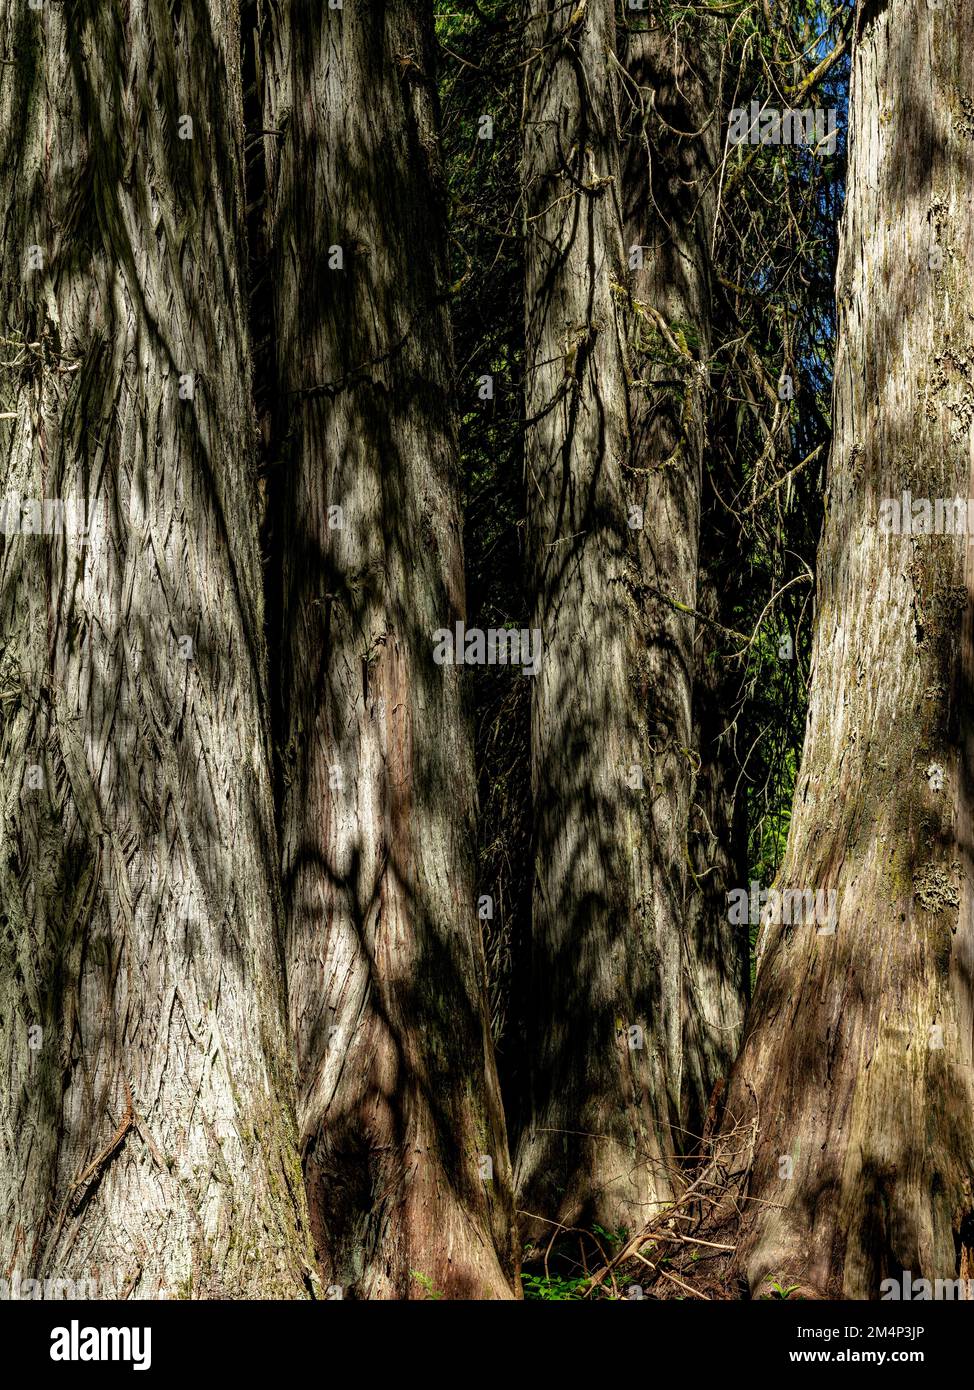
[260,0,517,1298]
[619,7,746,1150]
[724,0,974,1298]
[0,0,314,1297]
[516,0,678,1238]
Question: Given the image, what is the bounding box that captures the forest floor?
[519,1104,757,1301]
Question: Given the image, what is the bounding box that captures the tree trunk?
[724,0,974,1297]
[619,8,744,1150]
[683,560,748,1142]
[259,0,517,1299]
[516,0,678,1239]
[0,0,314,1297]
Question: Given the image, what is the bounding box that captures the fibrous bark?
[259,0,517,1298]
[620,7,746,1149]
[0,0,314,1297]
[682,560,749,1144]
[516,0,678,1237]
[723,0,974,1298]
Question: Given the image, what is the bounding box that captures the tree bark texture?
[0,0,315,1298]
[516,0,679,1237]
[724,0,974,1298]
[620,7,745,1151]
[683,560,748,1144]
[259,0,518,1298]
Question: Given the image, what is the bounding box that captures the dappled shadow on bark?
[262,0,515,1298]
[619,15,749,1153]
[1,0,310,1297]
[514,1,680,1242]
[718,19,974,1294]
